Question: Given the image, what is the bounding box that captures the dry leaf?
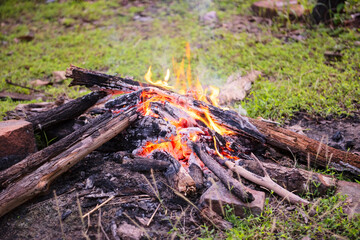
[219,70,262,105]
[52,71,67,83]
[29,79,51,86]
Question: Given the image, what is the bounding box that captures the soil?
[1,111,359,239]
[0,152,205,239]
[287,112,360,154]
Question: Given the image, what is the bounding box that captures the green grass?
[221,194,360,239]
[1,0,359,120]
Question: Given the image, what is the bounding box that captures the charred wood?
[27,91,108,131]
[66,65,158,92]
[152,151,196,195]
[191,143,254,203]
[67,66,266,144]
[121,155,170,172]
[0,109,137,217]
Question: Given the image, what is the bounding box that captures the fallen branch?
[0,109,138,217]
[225,153,310,205]
[249,118,360,174]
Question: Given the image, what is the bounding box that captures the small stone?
[52,71,67,83]
[200,181,265,217]
[61,209,72,221]
[200,11,218,25]
[85,175,95,189]
[336,180,360,218]
[117,222,143,240]
[344,140,355,150]
[0,120,36,159]
[331,131,343,142]
[252,0,305,19]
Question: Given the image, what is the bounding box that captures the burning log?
[66,65,157,92]
[0,109,137,217]
[249,118,360,174]
[191,143,254,203]
[27,91,108,131]
[66,66,266,144]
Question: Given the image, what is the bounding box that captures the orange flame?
[138,43,231,165]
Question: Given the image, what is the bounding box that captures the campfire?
[0,45,359,237]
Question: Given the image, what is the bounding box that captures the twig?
[224,153,310,205]
[82,195,115,219]
[123,212,151,239]
[147,203,161,226]
[5,79,43,92]
[54,191,66,240]
[98,208,110,240]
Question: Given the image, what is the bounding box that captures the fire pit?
[0,45,359,239]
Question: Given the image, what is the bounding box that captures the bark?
[249,118,360,174]
[0,109,137,217]
[27,91,108,131]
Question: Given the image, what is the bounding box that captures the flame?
[144,66,173,89]
[136,43,234,166]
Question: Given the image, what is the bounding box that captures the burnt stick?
[27,91,108,131]
[191,142,254,203]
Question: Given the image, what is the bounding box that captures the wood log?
[0,109,138,217]
[27,91,108,131]
[66,65,158,92]
[249,118,360,174]
[191,143,254,203]
[0,112,112,188]
[0,91,45,101]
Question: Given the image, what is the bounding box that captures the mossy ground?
[1,0,359,239]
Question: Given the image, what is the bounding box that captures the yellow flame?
[208,86,220,107]
[144,66,173,89]
[164,69,170,82]
[213,136,224,159]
